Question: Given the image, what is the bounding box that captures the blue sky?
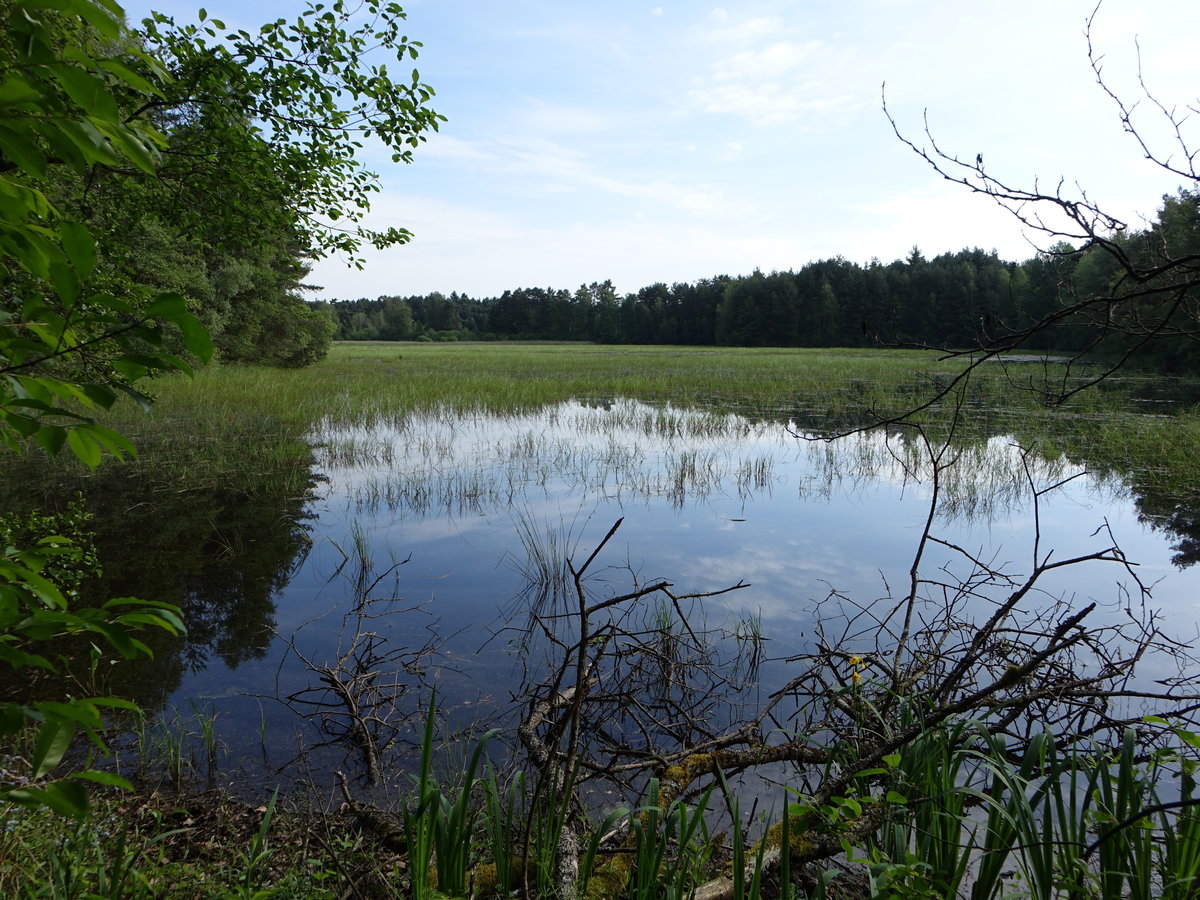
[123,0,1200,300]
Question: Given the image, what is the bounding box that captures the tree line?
[317,188,1199,367]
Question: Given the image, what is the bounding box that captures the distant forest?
[313,190,1199,368]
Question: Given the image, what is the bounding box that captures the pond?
[86,396,1199,796]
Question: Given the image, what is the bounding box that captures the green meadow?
[55,341,1200,502]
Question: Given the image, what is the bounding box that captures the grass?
[83,342,1081,437]
[3,342,1194,516]
[5,342,1200,897]
[34,341,1190,496]
[4,714,1200,898]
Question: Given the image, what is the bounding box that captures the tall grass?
[851,721,1200,900]
[7,342,1193,504]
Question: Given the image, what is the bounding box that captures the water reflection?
[1133,485,1200,569]
[0,455,318,711]
[4,398,1199,789]
[86,473,316,675]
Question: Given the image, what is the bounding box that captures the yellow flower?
[849,656,863,667]
[851,670,863,685]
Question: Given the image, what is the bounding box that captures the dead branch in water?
[509,400,1200,895]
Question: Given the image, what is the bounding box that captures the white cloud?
[415,130,726,217]
[683,11,862,128]
[697,12,780,42]
[712,40,820,81]
[422,134,498,163]
[719,140,743,160]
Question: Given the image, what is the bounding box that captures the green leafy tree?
[136,0,442,263]
[1,0,205,817]
[9,0,444,368]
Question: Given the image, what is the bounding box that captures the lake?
[96,393,1198,795]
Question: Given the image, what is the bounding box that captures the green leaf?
[92,118,160,174]
[95,58,161,96]
[86,292,135,315]
[33,425,67,456]
[6,781,91,818]
[57,118,123,168]
[35,700,104,731]
[59,221,96,278]
[116,384,154,412]
[47,63,119,121]
[0,73,43,107]
[31,718,74,778]
[6,566,67,609]
[79,383,117,409]
[839,796,862,816]
[177,312,215,362]
[86,621,140,657]
[29,119,89,172]
[110,358,149,381]
[1175,728,1200,751]
[143,293,189,318]
[87,697,141,712]
[0,705,30,737]
[114,353,189,374]
[0,122,48,176]
[105,599,185,635]
[0,643,56,671]
[31,0,124,40]
[81,424,137,460]
[66,428,102,468]
[48,259,81,306]
[72,769,133,789]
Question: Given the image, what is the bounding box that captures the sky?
[122,0,1200,301]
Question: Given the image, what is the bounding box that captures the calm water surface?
[147,399,1199,790]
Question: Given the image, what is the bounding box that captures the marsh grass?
[4,343,1200,898]
[5,716,1200,898]
[9,342,1194,507]
[506,507,587,612]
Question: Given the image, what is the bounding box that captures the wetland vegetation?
[5,0,1200,896]
[6,342,1200,898]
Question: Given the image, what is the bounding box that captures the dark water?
[14,398,1200,796]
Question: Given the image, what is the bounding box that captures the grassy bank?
[107,342,970,432]
[4,714,1199,899]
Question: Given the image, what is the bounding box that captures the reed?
[9,342,1193,505]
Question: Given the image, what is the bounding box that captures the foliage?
[4,0,442,371]
[136,0,442,262]
[0,522,184,816]
[0,0,210,818]
[110,0,442,366]
[0,493,98,598]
